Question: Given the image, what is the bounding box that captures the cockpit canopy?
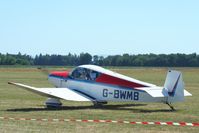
[69,67,100,81]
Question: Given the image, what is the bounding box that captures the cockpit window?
[70,67,100,81]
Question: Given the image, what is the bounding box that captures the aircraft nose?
[49,71,70,78]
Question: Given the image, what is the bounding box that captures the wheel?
[45,98,62,108]
[93,101,107,108]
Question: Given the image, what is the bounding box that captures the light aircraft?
[8,65,192,110]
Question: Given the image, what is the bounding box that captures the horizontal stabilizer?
[184,90,192,96]
[143,87,192,98]
[143,87,167,97]
[8,82,91,101]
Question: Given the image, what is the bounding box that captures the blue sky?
[0,0,198,56]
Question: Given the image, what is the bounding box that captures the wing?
[8,82,91,101]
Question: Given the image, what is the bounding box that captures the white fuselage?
[48,76,166,103]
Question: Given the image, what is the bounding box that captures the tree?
[0,52,199,66]
[5,55,16,65]
[79,53,92,65]
[93,55,99,65]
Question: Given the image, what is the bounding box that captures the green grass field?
[0,67,198,133]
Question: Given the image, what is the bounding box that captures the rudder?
[164,70,185,103]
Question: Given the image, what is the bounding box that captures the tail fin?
[164,70,192,103]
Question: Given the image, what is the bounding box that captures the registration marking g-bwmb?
[102,89,139,100]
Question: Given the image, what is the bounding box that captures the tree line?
[0,52,199,67]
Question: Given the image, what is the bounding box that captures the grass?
[0,67,198,133]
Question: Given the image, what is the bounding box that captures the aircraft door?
[60,79,65,87]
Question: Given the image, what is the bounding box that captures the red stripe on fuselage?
[50,71,69,78]
[96,74,147,88]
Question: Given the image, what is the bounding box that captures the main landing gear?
[45,98,62,108]
[93,101,108,108]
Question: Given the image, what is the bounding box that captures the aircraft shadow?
[6,103,175,113]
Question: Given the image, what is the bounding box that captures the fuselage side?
[48,65,166,103]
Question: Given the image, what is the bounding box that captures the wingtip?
[8,81,12,84]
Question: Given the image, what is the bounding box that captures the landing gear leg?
[166,102,175,111]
